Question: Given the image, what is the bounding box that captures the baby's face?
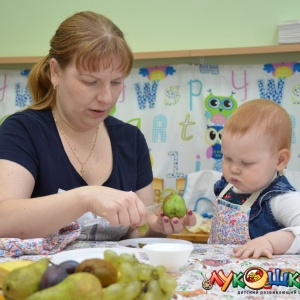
[221,129,278,193]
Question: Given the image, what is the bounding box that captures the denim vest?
[214,175,296,239]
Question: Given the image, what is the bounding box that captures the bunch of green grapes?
[102,249,177,300]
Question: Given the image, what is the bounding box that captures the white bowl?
[116,237,192,251]
[143,243,193,272]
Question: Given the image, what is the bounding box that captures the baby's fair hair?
[223,99,292,152]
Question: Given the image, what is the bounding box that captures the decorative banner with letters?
[0,63,300,189]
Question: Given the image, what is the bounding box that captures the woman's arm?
[0,160,88,238]
[0,159,148,239]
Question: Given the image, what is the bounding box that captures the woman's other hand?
[147,209,196,236]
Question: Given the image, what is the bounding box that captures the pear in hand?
[162,194,187,218]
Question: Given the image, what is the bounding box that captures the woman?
[0,11,195,241]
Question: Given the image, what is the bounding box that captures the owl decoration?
[204,91,238,125]
[205,124,223,171]
[263,62,300,78]
[203,90,238,172]
[205,125,223,161]
[139,66,176,81]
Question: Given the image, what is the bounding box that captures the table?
[1,241,300,299]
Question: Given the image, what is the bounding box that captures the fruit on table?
[25,272,102,300]
[0,249,178,300]
[0,260,33,289]
[75,258,118,287]
[39,264,68,290]
[2,258,49,300]
[58,260,79,274]
[162,194,187,218]
[102,251,177,300]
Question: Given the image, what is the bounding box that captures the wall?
[0,0,300,59]
[2,61,300,190]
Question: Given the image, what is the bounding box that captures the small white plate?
[117,238,192,251]
[50,247,139,265]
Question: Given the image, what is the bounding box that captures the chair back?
[152,177,164,203]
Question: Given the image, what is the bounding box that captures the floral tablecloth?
[1,241,300,299]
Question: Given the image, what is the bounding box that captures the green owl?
[204,91,238,124]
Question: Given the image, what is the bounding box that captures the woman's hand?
[87,187,147,227]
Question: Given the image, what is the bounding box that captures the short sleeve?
[0,112,39,178]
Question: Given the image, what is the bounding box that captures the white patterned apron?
[209,183,261,245]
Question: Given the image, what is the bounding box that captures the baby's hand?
[233,236,274,259]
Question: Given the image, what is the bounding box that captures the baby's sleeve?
[280,227,300,254]
[271,192,300,254]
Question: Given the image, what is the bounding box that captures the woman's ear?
[49,58,60,88]
[276,149,291,175]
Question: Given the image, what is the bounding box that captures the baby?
[209,99,300,258]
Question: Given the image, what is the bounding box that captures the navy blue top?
[0,109,153,197]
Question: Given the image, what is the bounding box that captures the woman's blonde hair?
[223,99,292,151]
[27,11,133,110]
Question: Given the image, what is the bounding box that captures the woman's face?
[51,57,125,130]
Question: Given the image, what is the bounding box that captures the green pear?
[162,194,187,218]
[2,258,49,300]
[25,272,102,300]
